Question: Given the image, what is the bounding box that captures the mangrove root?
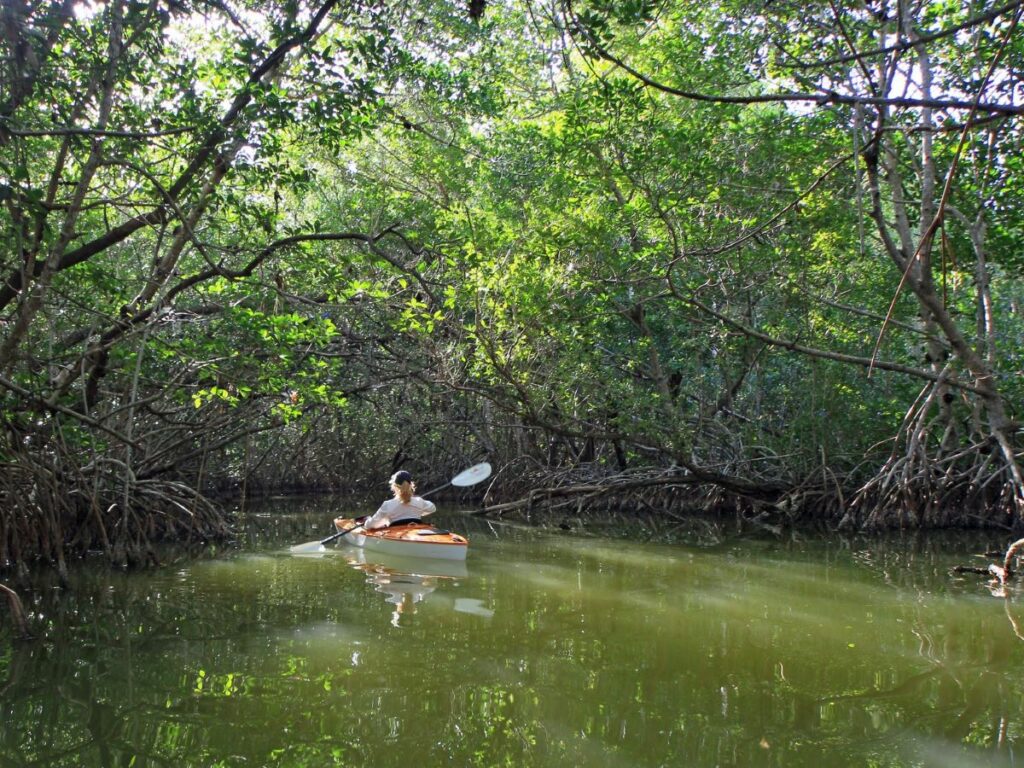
[0,583,31,640]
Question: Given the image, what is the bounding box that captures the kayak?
[331,518,469,561]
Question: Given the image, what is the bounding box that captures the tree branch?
[0,373,142,449]
[568,11,1024,117]
[791,0,1024,70]
[673,294,984,394]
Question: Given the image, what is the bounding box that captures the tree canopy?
[1,0,1023,572]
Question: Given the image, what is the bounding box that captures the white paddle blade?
[450,462,492,487]
[289,541,327,554]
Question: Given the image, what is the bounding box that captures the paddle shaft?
[319,523,363,547]
[419,480,451,497]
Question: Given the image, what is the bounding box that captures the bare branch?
[0,122,198,138]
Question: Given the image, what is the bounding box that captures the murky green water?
[2,499,1023,767]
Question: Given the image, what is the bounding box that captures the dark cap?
[390,470,413,485]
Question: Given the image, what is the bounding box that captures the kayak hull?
[333,518,469,561]
[345,547,469,579]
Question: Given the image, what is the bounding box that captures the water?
[2,498,1023,767]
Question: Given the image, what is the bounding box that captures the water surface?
[2,499,1022,767]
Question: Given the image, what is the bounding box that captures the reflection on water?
[341,548,471,626]
[1,498,1023,768]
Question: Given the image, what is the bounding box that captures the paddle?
[290,462,492,553]
[420,461,493,497]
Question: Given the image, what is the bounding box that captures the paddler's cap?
[390,470,413,485]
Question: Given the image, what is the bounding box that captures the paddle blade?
[451,462,492,487]
[290,541,327,554]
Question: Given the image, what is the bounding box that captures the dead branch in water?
[472,464,797,527]
[476,472,703,516]
[953,537,1024,585]
[987,537,1024,584]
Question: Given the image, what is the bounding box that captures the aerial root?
[0,461,232,571]
[0,583,31,640]
[850,437,1021,530]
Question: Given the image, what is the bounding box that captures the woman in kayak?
[360,470,436,529]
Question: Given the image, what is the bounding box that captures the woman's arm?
[362,501,392,530]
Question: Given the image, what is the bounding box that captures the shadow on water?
[3,496,1024,767]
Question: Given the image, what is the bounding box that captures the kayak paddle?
[420,462,493,497]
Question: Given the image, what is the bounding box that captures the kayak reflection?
[343,549,468,626]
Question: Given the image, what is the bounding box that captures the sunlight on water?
[1,501,1022,767]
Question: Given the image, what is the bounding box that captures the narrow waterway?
[2,498,1022,767]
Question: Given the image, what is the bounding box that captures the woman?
[359,470,436,530]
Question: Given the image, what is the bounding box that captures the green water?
[2,499,1023,768]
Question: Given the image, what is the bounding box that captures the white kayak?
[343,547,469,579]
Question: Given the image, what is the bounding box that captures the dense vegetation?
[1,0,1023,575]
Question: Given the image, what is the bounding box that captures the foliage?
[2,0,1024,571]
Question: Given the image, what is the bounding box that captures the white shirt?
[362,496,436,530]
